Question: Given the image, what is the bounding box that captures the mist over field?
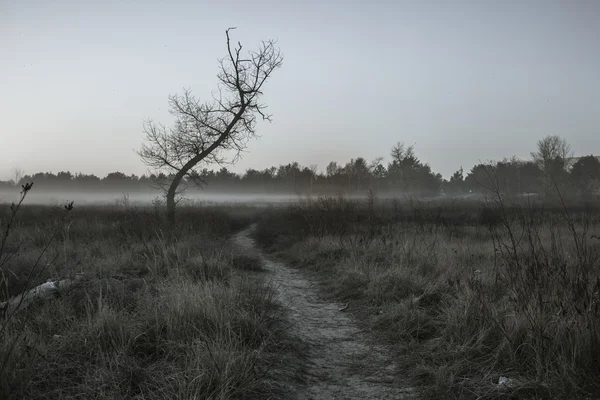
[0,189,480,207]
[0,189,299,206]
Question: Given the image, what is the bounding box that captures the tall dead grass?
[1,189,283,399]
[255,195,600,399]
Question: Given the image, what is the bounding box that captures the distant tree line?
[1,136,599,200]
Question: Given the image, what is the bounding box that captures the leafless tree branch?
[137,28,283,224]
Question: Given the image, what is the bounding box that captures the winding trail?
[234,226,417,400]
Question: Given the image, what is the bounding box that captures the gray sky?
[1,0,599,180]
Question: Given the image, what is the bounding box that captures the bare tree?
[531,135,573,171]
[390,142,417,167]
[326,162,340,178]
[138,28,283,224]
[531,135,573,197]
[11,167,24,186]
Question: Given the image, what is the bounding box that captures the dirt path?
[234,226,417,400]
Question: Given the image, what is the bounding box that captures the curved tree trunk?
[164,108,246,227]
[166,169,187,227]
[163,99,248,228]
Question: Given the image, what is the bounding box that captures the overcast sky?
[1,0,599,180]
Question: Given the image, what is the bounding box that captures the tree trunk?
[166,170,186,227]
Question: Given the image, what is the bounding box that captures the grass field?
[0,189,289,399]
[2,187,600,399]
[254,195,600,399]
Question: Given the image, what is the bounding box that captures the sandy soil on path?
[234,226,417,400]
